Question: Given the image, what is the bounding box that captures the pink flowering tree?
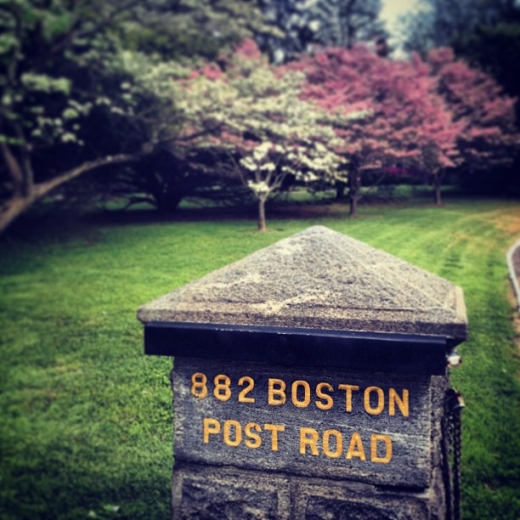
[426,48,519,195]
[290,45,464,213]
[174,40,360,231]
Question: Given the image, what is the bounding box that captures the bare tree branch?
[0,149,147,233]
[0,141,25,196]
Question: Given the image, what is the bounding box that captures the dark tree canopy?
[399,0,520,107]
[400,0,518,55]
[257,0,386,63]
[400,0,520,195]
[452,8,520,121]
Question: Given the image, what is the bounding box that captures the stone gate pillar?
[137,226,467,519]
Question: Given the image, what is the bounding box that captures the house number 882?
[190,372,255,403]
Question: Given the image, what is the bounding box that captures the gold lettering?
[389,388,409,417]
[238,376,255,404]
[292,380,311,408]
[213,374,232,402]
[346,432,366,461]
[300,427,319,456]
[371,434,393,463]
[223,419,242,447]
[268,378,286,406]
[264,423,285,451]
[316,382,334,410]
[203,417,220,444]
[323,429,343,458]
[338,384,359,412]
[364,386,385,415]
[191,372,208,398]
[244,422,262,449]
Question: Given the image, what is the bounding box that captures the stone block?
[172,463,290,520]
[137,226,468,520]
[138,226,467,342]
[173,358,436,488]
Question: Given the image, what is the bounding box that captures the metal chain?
[446,388,465,520]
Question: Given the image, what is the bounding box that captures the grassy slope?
[1,198,519,519]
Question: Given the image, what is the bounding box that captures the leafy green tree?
[0,0,185,232]
[122,0,283,60]
[0,0,279,232]
[104,148,246,215]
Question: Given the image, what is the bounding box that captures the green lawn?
[1,198,520,519]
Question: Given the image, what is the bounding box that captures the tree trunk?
[0,194,37,234]
[433,174,442,206]
[155,190,184,215]
[350,195,358,217]
[257,197,267,232]
[335,180,347,199]
[348,170,361,217]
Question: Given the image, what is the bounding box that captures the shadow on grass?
[2,188,509,246]
[1,457,170,520]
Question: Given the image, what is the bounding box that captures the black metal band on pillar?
[144,321,449,375]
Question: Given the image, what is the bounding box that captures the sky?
[380,0,420,32]
[380,0,421,54]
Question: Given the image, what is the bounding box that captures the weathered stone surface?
[292,477,431,520]
[138,226,467,341]
[173,463,291,520]
[173,464,435,519]
[173,357,436,488]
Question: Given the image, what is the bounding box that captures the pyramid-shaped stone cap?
[138,226,467,342]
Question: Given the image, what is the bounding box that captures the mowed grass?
[1,198,520,519]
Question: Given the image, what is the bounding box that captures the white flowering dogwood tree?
[239,141,345,231]
[0,0,276,232]
[0,0,194,233]
[175,39,362,231]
